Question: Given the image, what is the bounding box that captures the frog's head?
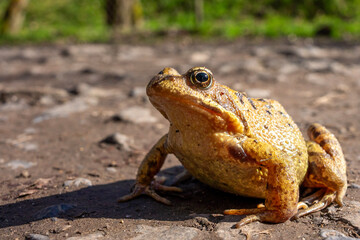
[147,67,244,133]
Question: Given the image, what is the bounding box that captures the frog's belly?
[175,153,268,199]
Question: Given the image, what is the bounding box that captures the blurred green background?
[1,0,360,44]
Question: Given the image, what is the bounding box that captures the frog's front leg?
[224,135,300,227]
[118,134,182,205]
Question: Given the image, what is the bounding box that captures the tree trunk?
[105,0,142,33]
[1,0,29,35]
[195,0,204,26]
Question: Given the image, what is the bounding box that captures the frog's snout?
[147,67,181,95]
[158,67,180,76]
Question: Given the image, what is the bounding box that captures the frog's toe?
[117,183,147,203]
[297,201,308,210]
[300,189,326,205]
[152,180,183,192]
[224,208,266,227]
[118,183,173,205]
[293,190,336,219]
[224,208,265,216]
[144,188,172,205]
[235,215,261,228]
[118,180,183,205]
[224,207,298,227]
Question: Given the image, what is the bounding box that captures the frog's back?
[210,85,307,159]
[231,93,309,186]
[243,97,307,158]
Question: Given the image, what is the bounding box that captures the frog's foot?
[292,189,336,219]
[164,169,192,186]
[300,188,326,205]
[257,202,307,210]
[118,180,183,205]
[224,208,296,228]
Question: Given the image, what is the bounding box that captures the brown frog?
[119,67,347,227]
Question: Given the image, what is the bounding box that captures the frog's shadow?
[0,166,261,229]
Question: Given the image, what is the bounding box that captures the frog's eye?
[191,70,213,89]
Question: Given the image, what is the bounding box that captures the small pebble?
[132,225,200,240]
[64,178,92,187]
[320,229,358,240]
[129,87,146,98]
[25,234,50,240]
[349,183,360,189]
[117,106,157,124]
[106,167,117,173]
[33,97,98,123]
[6,160,36,170]
[24,127,37,134]
[99,133,131,151]
[65,231,104,240]
[18,142,38,151]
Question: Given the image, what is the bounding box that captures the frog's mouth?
[149,94,242,133]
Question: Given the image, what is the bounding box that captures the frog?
[119,67,347,227]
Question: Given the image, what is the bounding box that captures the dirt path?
[0,39,359,239]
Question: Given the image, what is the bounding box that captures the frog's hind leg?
[224,135,300,227]
[295,123,347,218]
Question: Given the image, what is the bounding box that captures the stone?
[295,46,329,59]
[74,83,120,98]
[129,87,147,98]
[17,142,38,151]
[66,231,105,240]
[64,178,92,187]
[25,233,50,240]
[131,225,200,240]
[349,183,360,189]
[106,167,117,173]
[117,106,157,124]
[305,60,331,72]
[24,127,37,134]
[6,160,36,170]
[0,102,28,112]
[320,229,359,240]
[99,133,131,151]
[33,97,98,123]
[18,170,31,178]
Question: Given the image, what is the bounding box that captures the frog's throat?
[149,95,244,134]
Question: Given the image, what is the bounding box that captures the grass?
[0,0,359,44]
[0,0,109,44]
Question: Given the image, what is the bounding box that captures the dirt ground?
[0,39,359,240]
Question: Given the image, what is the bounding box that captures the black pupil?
[195,72,208,82]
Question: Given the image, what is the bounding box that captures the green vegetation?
[1,0,360,44]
